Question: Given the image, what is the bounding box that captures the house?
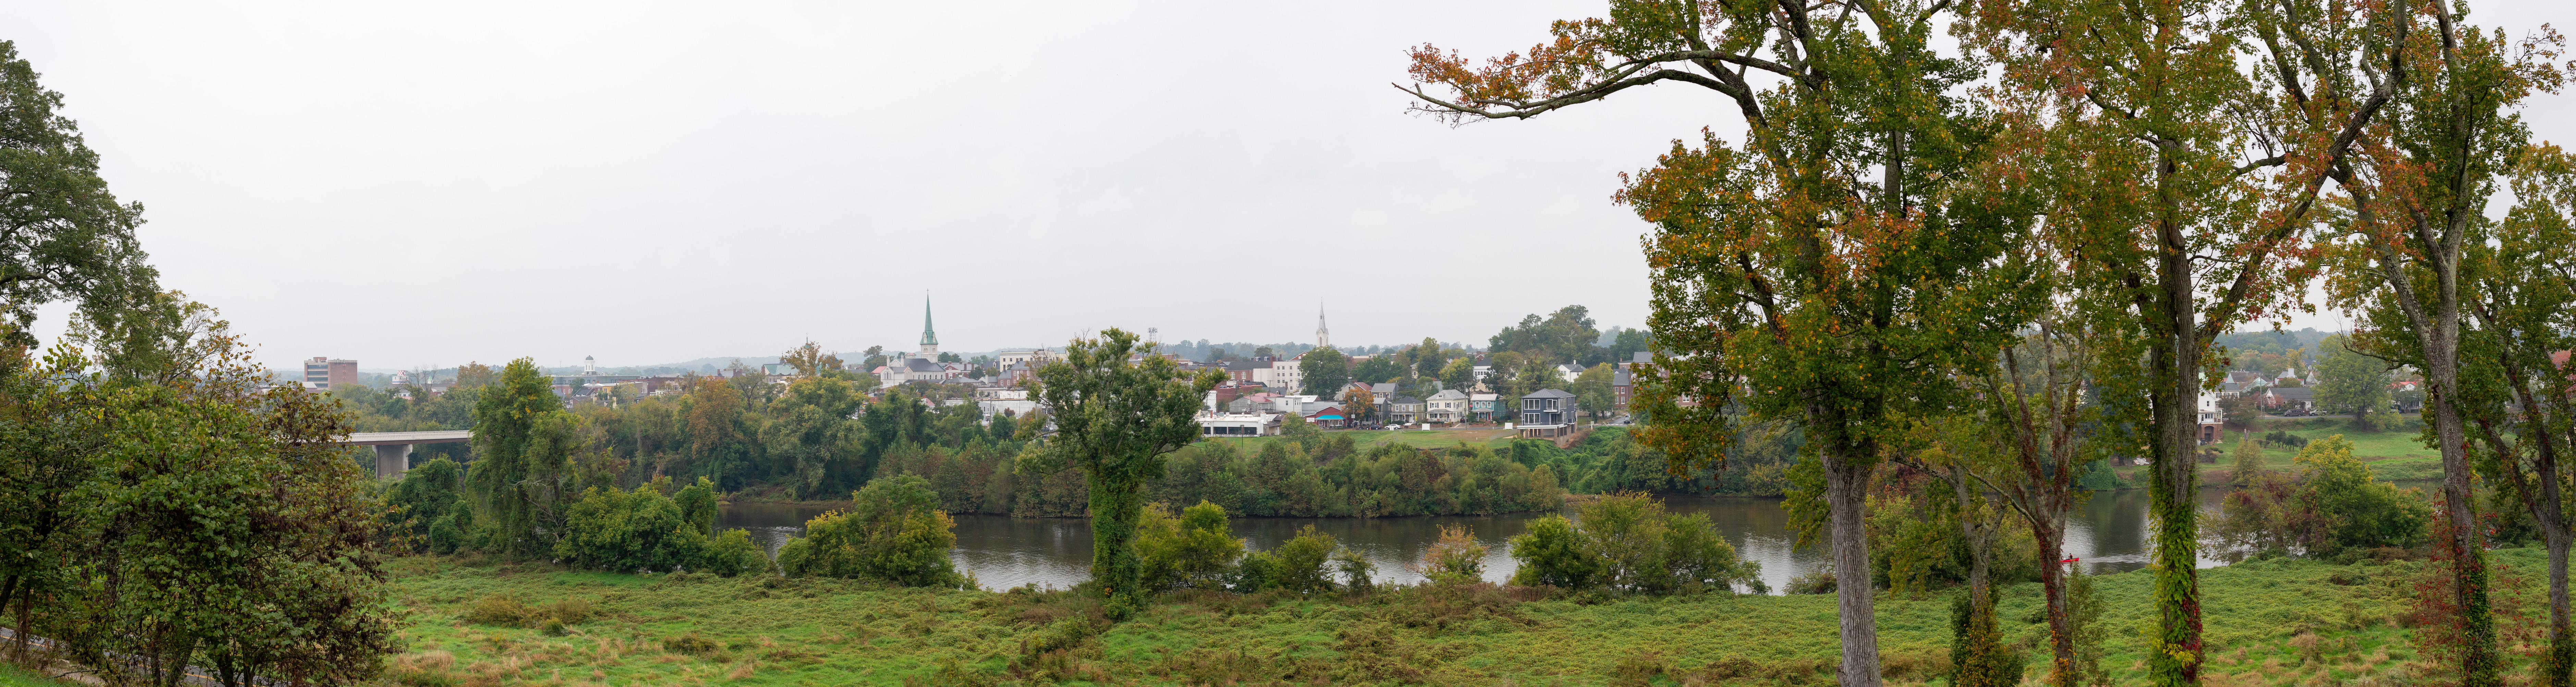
[1425,389,1469,422]
[1469,392,1498,422]
[1519,389,1577,438]
[1197,412,1280,437]
[1301,403,1350,428]
[1388,396,1424,424]
[1556,364,1585,381]
[1270,356,1306,392]
[1371,382,1402,422]
[1612,368,1633,411]
[2197,390,2223,445]
[2263,386,2315,411]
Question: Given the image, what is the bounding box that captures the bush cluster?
[554,476,768,576]
[1126,500,1376,596]
[1506,492,1762,594]
[2214,434,2432,560]
[777,474,966,587]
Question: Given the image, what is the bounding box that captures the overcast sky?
[6,1,2569,373]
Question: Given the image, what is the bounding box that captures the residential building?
[761,363,797,376]
[977,399,1038,421]
[1388,396,1424,424]
[1425,389,1469,422]
[1370,382,1401,422]
[995,348,1057,367]
[1519,389,1576,437]
[302,357,357,390]
[1301,403,1349,428]
[1197,412,1281,437]
[1268,357,1305,392]
[2263,386,2316,411]
[2197,390,2223,445]
[1612,368,1633,412]
[1469,392,1498,422]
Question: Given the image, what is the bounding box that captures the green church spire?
[920,293,937,347]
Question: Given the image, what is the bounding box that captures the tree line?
[1397,0,2576,685]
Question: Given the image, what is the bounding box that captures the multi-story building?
[303,357,357,390]
[1388,396,1424,424]
[1196,412,1281,437]
[1469,392,1498,422]
[1518,388,1577,438]
[1425,389,1469,423]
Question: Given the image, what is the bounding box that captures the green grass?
[0,661,75,687]
[375,545,2561,686]
[2111,416,2445,486]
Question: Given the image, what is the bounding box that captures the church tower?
[1316,304,1330,349]
[918,293,940,360]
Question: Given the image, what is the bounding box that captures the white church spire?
[1316,304,1330,349]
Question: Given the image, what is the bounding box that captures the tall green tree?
[1298,346,1350,396]
[0,41,158,353]
[467,358,592,558]
[1964,0,2401,679]
[1402,3,2047,683]
[1018,328,1223,618]
[2311,335,2390,429]
[2466,142,2576,687]
[2319,8,2559,684]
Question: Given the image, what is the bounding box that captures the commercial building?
[303,357,357,390]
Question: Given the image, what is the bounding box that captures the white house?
[1425,389,1470,423]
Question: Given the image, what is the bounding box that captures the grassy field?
[2111,416,2446,486]
[0,662,72,687]
[369,544,2562,686]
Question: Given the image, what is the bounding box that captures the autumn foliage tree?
[1400,2,2049,683]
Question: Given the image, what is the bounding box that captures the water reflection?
[720,486,2250,594]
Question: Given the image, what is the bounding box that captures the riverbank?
[373,545,2559,686]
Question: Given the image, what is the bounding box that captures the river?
[720,484,2284,593]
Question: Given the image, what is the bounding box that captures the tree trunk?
[1824,443,1882,687]
[1089,472,1148,619]
[2150,213,2203,687]
[2036,520,2074,687]
[2549,525,2573,687]
[2430,365,2498,685]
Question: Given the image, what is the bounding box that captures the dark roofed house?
[2265,386,2315,411]
[1519,388,1577,438]
[1389,396,1424,424]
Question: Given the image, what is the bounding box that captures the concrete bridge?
[340,430,473,480]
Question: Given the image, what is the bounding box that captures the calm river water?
[720,485,2267,593]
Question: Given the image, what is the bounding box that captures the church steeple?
[1316,304,1330,349]
[918,292,939,359]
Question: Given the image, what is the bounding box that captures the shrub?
[538,597,594,624]
[1417,524,1486,584]
[778,474,964,587]
[538,618,567,636]
[1230,551,1281,593]
[427,510,466,555]
[664,632,720,656]
[1506,515,1598,589]
[463,595,530,626]
[2297,435,2431,553]
[2262,430,2308,448]
[1783,567,1836,594]
[1507,493,1758,594]
[697,529,767,577]
[553,484,698,572]
[1135,501,1243,591]
[673,476,719,536]
[1946,594,2025,687]
[1272,525,1339,594]
[1334,545,1376,593]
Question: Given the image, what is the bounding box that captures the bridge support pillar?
[375,444,412,481]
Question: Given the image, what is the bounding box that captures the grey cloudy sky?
[7,0,2569,372]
